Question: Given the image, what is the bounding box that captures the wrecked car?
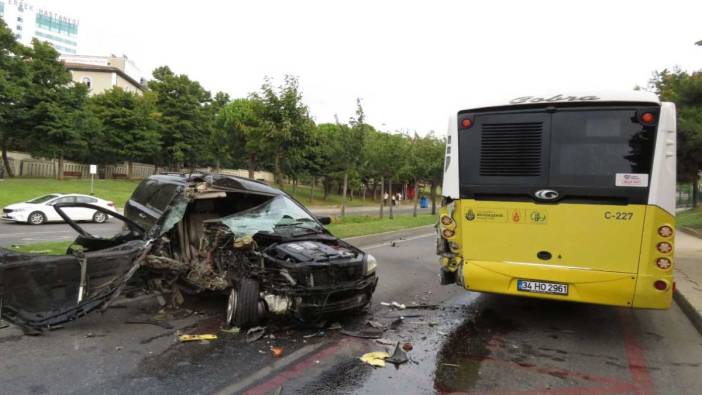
[0,173,378,331]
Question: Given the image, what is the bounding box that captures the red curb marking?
[619,309,654,395]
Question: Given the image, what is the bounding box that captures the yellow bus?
[437,92,676,309]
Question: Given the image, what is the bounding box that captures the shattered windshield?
[219,195,323,237]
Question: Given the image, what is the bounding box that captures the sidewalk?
[674,230,702,334]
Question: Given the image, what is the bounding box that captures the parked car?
[1,194,115,225]
[0,173,378,332]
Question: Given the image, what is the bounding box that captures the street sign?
[89,165,97,175]
[89,165,97,195]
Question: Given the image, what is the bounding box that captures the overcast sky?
[33,0,702,134]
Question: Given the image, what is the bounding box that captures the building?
[0,0,78,54]
[60,54,146,95]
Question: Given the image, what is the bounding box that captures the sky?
[30,0,702,135]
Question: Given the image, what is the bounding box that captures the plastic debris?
[340,327,384,339]
[381,301,407,310]
[375,338,395,346]
[402,342,413,351]
[386,342,409,365]
[360,351,390,368]
[179,334,217,342]
[303,331,325,338]
[271,346,284,358]
[366,320,386,329]
[220,327,241,334]
[389,317,404,330]
[246,326,266,343]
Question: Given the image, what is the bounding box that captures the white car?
[1,194,115,225]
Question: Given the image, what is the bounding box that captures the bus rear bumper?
[461,260,672,309]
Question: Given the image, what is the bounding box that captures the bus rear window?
[549,109,655,188]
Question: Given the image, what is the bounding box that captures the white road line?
[363,232,434,250]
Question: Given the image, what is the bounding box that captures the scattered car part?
[271,346,284,358]
[360,351,390,368]
[245,326,266,343]
[386,342,409,365]
[178,334,217,342]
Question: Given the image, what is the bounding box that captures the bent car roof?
[459,91,661,112]
[152,173,283,196]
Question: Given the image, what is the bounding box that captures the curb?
[674,227,702,335]
[673,289,702,335]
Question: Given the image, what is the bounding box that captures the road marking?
[212,342,326,395]
[362,232,434,250]
[619,309,654,394]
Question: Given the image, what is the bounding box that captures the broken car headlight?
[365,254,377,275]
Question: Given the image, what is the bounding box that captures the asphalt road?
[0,205,430,247]
[1,230,701,394]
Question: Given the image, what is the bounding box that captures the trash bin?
[419,196,429,208]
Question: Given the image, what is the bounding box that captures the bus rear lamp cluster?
[461,118,473,129]
[653,280,668,291]
[656,242,672,254]
[440,215,455,226]
[658,225,673,238]
[442,229,456,238]
[641,112,656,124]
[655,257,672,270]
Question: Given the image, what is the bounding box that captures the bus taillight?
[654,280,668,291]
[442,229,455,238]
[440,215,455,226]
[658,225,673,238]
[656,242,672,254]
[460,118,473,129]
[655,257,672,270]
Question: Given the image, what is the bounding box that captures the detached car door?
[0,203,147,331]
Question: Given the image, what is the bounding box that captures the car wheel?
[93,211,108,223]
[227,278,261,328]
[27,211,46,225]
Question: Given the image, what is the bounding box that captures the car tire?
[27,211,46,225]
[93,211,108,223]
[227,278,261,328]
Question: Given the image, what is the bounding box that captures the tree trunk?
[1,141,14,178]
[362,185,366,202]
[57,154,64,180]
[274,153,283,189]
[430,180,437,215]
[248,154,256,179]
[214,159,220,174]
[310,177,315,203]
[341,171,348,217]
[413,180,419,217]
[127,161,134,179]
[389,177,394,219]
[379,175,385,219]
[693,178,699,209]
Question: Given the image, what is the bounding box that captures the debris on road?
[375,338,395,346]
[381,301,407,310]
[220,327,241,334]
[246,326,266,343]
[178,334,217,342]
[402,342,413,351]
[360,351,390,368]
[303,331,325,338]
[340,327,384,339]
[125,319,174,330]
[327,322,342,330]
[385,342,409,366]
[271,346,284,358]
[389,317,404,330]
[366,320,386,329]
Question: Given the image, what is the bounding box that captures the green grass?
[677,207,702,231]
[9,241,73,255]
[0,178,141,209]
[326,213,436,238]
[275,183,378,207]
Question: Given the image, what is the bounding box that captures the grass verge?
[326,213,436,239]
[0,178,141,209]
[677,207,702,231]
[7,213,437,255]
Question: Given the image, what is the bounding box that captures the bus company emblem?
[530,211,547,223]
[534,189,559,201]
[510,94,600,104]
[466,209,475,221]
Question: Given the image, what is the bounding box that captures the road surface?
[1,231,700,394]
[0,205,431,247]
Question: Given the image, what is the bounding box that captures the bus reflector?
[655,257,672,270]
[656,242,672,254]
[653,280,667,291]
[461,119,473,128]
[641,112,655,124]
[658,225,673,237]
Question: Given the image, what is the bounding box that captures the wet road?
[1,231,701,394]
[0,205,430,246]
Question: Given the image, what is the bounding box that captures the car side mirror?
[317,216,332,225]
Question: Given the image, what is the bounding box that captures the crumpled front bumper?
[280,275,378,317]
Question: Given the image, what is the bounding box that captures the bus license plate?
[517,280,568,295]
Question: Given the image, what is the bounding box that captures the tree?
[148,66,212,170]
[251,76,314,188]
[0,19,30,177]
[219,98,268,178]
[339,98,368,216]
[87,87,161,177]
[649,68,702,207]
[22,40,90,179]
